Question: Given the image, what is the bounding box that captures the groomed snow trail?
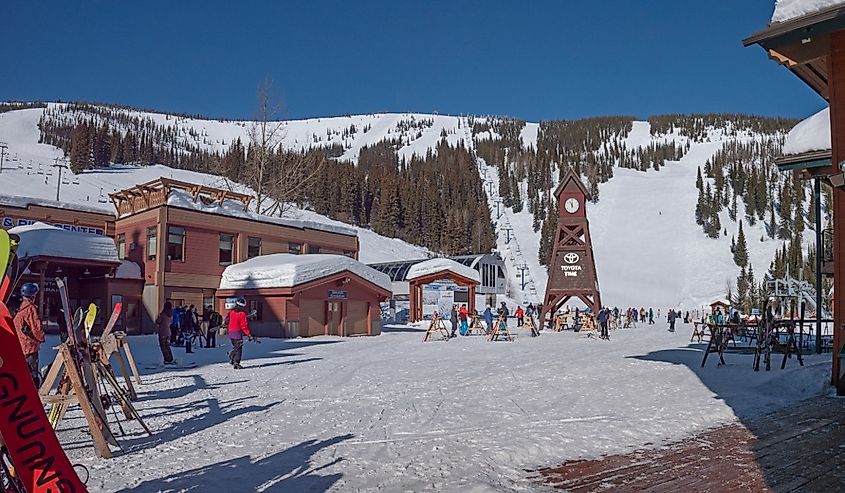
[44,323,829,492]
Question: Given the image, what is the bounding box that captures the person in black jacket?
[597,307,610,340]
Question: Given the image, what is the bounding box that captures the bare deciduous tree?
[244,79,324,216]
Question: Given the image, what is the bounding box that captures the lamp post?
[0,142,7,174]
[52,156,69,201]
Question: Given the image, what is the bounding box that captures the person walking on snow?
[155,301,175,365]
[515,305,524,327]
[227,297,253,369]
[13,283,46,386]
[648,308,654,325]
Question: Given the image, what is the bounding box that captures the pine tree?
[734,220,748,268]
[539,199,557,266]
[696,166,703,190]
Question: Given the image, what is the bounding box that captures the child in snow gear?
[13,283,45,386]
[227,297,252,369]
[156,301,175,365]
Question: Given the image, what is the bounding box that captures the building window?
[117,233,126,259]
[248,237,262,259]
[167,226,186,261]
[146,227,157,260]
[219,233,234,265]
[248,300,263,321]
[289,242,301,255]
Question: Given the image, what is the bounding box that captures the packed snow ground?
[42,322,829,492]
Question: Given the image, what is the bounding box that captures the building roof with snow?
[745,1,845,99]
[782,107,830,155]
[776,107,833,172]
[110,177,356,238]
[771,0,845,23]
[405,258,481,283]
[219,253,392,292]
[10,221,120,264]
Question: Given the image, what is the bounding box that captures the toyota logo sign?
[563,252,580,264]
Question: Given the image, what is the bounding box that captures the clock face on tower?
[564,197,580,214]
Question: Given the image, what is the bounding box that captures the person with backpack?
[227,297,253,369]
[483,305,494,333]
[13,283,46,386]
[155,301,175,365]
[206,305,222,348]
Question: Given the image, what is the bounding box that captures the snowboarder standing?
[13,283,46,386]
[227,297,253,369]
[155,302,175,365]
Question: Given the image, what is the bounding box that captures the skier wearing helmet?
[227,297,253,369]
[13,283,46,385]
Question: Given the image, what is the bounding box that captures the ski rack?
[488,314,514,342]
[422,315,450,342]
[39,302,151,459]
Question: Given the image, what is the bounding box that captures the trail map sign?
[540,169,602,324]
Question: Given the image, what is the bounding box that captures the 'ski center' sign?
[1,216,105,236]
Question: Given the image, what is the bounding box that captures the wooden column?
[829,31,845,393]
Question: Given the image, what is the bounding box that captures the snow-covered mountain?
[0,103,804,310]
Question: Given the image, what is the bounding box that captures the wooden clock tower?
[540,169,602,326]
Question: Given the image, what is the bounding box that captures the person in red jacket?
[515,306,525,327]
[227,297,253,369]
[13,283,46,386]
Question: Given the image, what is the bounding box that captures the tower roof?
[553,168,591,200]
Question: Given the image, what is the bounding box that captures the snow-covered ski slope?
[1,105,794,306]
[487,121,797,310]
[0,108,430,264]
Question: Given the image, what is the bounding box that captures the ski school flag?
[0,300,87,493]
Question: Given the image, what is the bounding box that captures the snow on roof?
[405,258,481,283]
[165,189,357,238]
[0,194,113,215]
[219,253,392,292]
[771,0,845,23]
[111,260,143,279]
[781,107,830,156]
[10,221,119,263]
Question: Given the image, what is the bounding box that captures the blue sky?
[0,0,826,122]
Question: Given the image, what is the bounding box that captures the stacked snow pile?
[165,189,356,237]
[405,258,481,283]
[219,253,392,292]
[772,0,845,23]
[10,222,119,263]
[781,107,830,155]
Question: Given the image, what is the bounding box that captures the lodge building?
[3,178,362,335]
